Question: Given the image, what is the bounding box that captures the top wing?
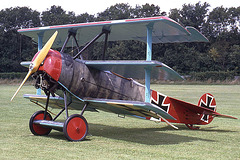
[18,16,208,48]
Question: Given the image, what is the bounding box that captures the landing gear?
[63,114,88,141]
[29,110,52,135]
[29,89,89,141]
[185,124,200,130]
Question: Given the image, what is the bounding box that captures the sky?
[1,0,240,15]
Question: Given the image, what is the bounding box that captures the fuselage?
[38,49,145,102]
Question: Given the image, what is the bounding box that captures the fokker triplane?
[11,16,237,141]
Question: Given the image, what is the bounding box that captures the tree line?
[0,2,239,80]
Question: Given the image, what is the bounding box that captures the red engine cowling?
[38,49,62,81]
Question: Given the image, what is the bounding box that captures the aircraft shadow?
[44,123,235,144]
[87,123,214,145]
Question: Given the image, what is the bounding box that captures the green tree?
[74,13,95,23]
[0,7,40,31]
[132,3,165,18]
[206,6,240,73]
[229,45,240,74]
[96,3,131,21]
[0,7,40,72]
[41,5,75,26]
[169,2,210,31]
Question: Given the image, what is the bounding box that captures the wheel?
[63,114,88,141]
[185,124,200,130]
[29,110,52,135]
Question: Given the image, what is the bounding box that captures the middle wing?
[21,60,184,81]
[84,60,184,81]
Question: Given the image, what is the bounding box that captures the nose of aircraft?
[38,49,62,81]
[11,31,58,101]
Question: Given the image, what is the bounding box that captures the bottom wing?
[24,93,179,128]
[84,98,179,129]
[84,98,175,120]
[23,94,97,112]
[24,94,175,120]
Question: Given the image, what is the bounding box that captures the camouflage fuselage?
[39,49,145,101]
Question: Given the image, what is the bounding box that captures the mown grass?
[0,84,239,160]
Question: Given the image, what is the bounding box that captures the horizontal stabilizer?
[212,113,237,119]
[169,97,237,119]
[84,60,184,81]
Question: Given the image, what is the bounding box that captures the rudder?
[198,93,216,124]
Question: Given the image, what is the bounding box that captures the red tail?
[197,93,216,124]
[151,90,237,130]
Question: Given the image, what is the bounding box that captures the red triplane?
[11,16,237,141]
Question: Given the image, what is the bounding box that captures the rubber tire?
[63,114,88,141]
[29,110,52,135]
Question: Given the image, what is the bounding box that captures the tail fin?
[198,93,216,124]
[197,93,237,124]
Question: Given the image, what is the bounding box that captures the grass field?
[0,84,239,160]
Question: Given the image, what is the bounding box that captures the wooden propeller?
[11,31,58,101]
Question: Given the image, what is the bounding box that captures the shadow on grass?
[174,125,237,133]
[194,126,238,133]
[87,123,214,145]
[39,123,236,144]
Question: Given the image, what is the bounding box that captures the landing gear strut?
[29,89,89,141]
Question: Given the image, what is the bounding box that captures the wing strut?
[102,30,110,60]
[145,24,153,103]
[61,29,83,59]
[36,32,43,95]
[73,29,110,60]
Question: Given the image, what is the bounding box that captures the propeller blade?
[31,31,58,72]
[11,31,58,101]
[11,70,32,101]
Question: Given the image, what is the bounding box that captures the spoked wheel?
[63,114,88,141]
[185,124,200,130]
[29,110,52,135]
